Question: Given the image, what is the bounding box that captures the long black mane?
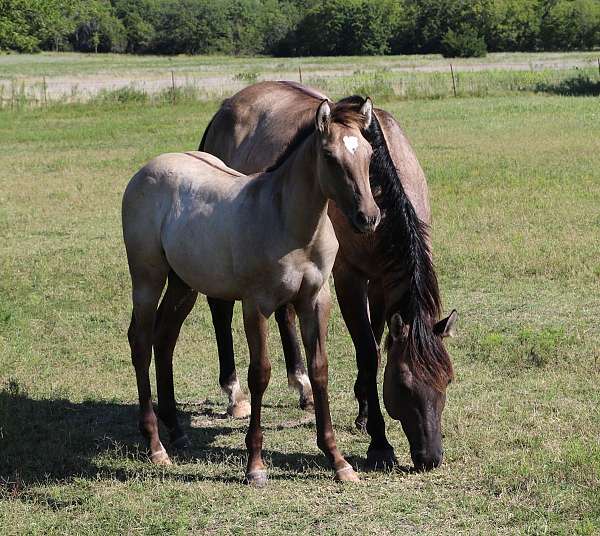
[338,96,452,389]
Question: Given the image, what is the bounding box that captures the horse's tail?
[198,112,217,151]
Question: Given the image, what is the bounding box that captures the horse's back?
[202,81,322,173]
[122,152,248,290]
[201,83,430,223]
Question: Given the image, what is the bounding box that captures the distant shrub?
[441,27,487,58]
[535,75,600,97]
[95,87,148,104]
[233,71,259,84]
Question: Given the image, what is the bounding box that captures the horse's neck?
[267,135,329,243]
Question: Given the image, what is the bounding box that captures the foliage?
[441,25,488,58]
[292,0,400,56]
[487,0,541,52]
[539,0,600,50]
[536,73,600,95]
[0,0,599,56]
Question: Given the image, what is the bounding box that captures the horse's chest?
[249,250,331,316]
[328,202,382,276]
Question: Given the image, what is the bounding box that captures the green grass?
[1,51,598,77]
[0,90,599,534]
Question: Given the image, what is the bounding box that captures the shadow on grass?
[0,385,390,494]
[535,75,600,96]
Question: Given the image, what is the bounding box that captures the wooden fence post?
[171,71,176,104]
[450,64,457,97]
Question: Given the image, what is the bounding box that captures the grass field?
[1,53,600,535]
[1,51,599,105]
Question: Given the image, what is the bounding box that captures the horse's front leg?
[274,304,314,410]
[296,285,359,482]
[242,300,271,486]
[333,262,396,468]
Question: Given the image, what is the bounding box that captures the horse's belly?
[161,212,244,300]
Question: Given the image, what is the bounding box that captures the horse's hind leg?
[274,304,314,410]
[154,270,198,449]
[208,297,251,418]
[128,265,169,464]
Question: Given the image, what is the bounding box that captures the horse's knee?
[308,359,328,388]
[248,361,271,393]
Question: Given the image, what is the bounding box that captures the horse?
[199,82,457,471]
[122,98,379,485]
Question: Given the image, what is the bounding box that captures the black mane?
[338,96,451,388]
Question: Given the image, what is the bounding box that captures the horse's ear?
[434,310,458,338]
[360,97,373,128]
[316,100,331,133]
[389,312,405,341]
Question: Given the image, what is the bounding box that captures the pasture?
[1,53,599,534]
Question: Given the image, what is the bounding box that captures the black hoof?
[171,433,191,450]
[366,448,397,470]
[299,396,314,412]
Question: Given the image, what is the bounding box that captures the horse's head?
[314,98,380,233]
[383,310,457,471]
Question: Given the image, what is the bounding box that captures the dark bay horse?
[200,82,457,471]
[122,99,379,484]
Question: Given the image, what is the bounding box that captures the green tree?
[113,0,158,53]
[398,0,492,55]
[487,0,541,52]
[152,0,232,54]
[70,0,126,52]
[294,0,399,56]
[0,0,45,51]
[540,0,600,50]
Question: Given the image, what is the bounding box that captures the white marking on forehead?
[343,136,359,155]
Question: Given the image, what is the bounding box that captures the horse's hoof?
[171,434,191,450]
[366,448,397,470]
[228,399,251,419]
[299,396,314,412]
[334,464,360,482]
[244,469,268,487]
[150,448,172,465]
[354,416,368,434]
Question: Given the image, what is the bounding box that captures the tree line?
[1,0,599,57]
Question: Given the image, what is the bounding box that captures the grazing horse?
[122,98,378,484]
[200,82,457,471]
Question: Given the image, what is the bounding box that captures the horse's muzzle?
[412,448,444,472]
[352,208,381,233]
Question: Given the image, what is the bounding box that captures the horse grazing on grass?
[199,82,457,471]
[122,98,378,484]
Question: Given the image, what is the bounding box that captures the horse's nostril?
[355,211,368,226]
[412,450,443,472]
